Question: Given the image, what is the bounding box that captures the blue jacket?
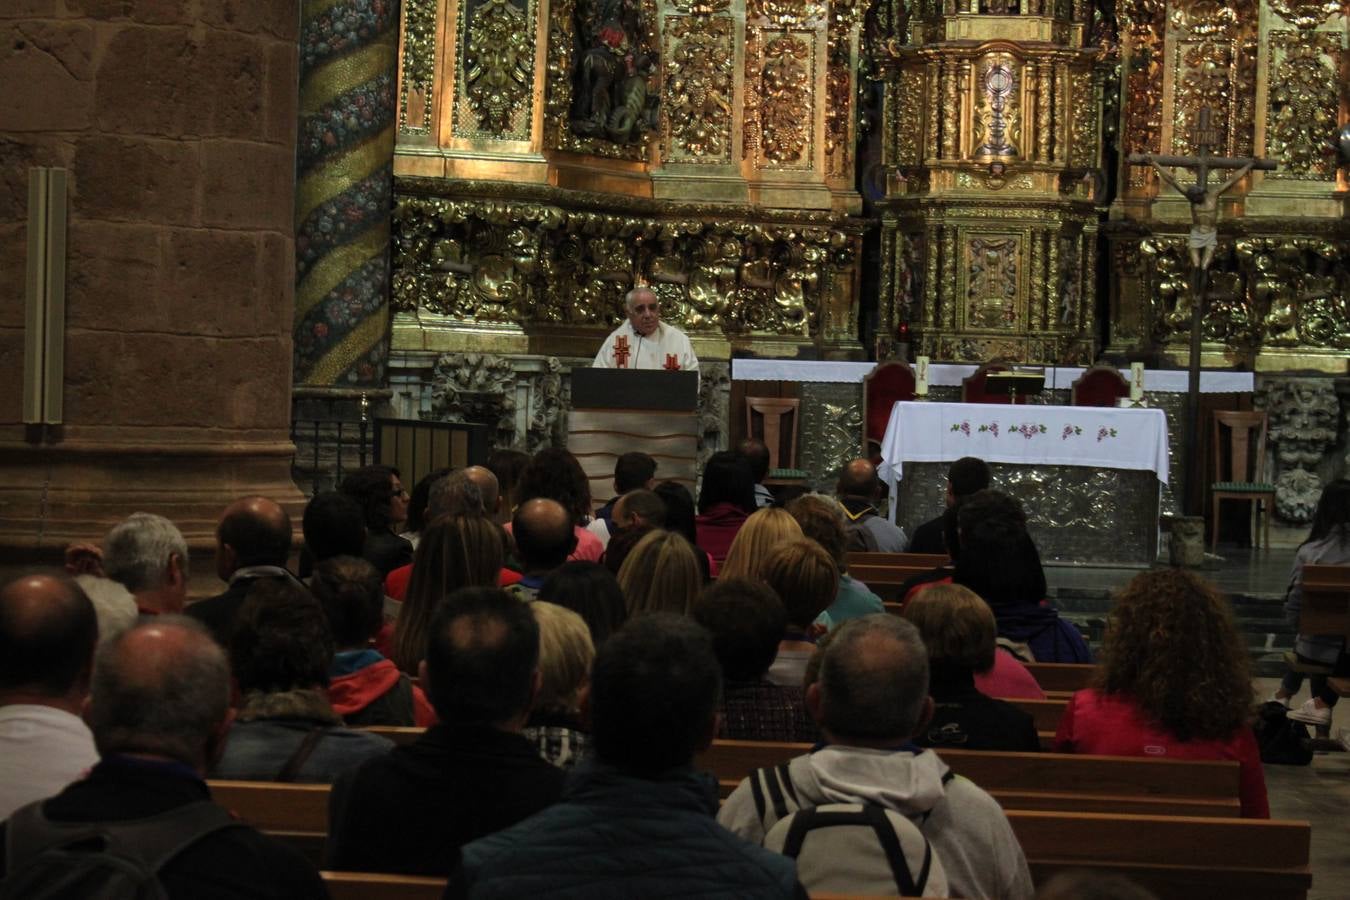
[456,760,803,899]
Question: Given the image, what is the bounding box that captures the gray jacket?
[717,744,1033,900]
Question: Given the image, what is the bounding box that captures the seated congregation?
[0,445,1296,898]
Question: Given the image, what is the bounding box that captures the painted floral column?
[293,0,402,387]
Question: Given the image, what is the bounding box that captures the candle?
[1129,362,1144,402]
[915,356,930,397]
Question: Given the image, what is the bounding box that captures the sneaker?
[1287,698,1332,726]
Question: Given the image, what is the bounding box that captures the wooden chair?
[745,397,808,483]
[861,361,916,457]
[1210,410,1274,551]
[960,362,1014,404]
[1070,365,1130,407]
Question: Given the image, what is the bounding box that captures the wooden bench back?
[1298,564,1350,636]
[322,871,447,900]
[694,739,1241,815]
[1021,663,1095,694]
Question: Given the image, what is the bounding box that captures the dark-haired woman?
[694,451,756,568]
[1053,569,1269,818]
[340,465,413,576]
[1276,479,1350,727]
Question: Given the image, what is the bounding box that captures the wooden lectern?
[568,369,700,503]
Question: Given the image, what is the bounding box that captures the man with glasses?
[593,285,698,373]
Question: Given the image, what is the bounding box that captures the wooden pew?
[1294,564,1350,698]
[1022,662,1095,694]
[695,740,1241,817]
[322,871,446,900]
[363,725,422,746]
[209,780,329,862]
[847,552,950,603]
[1009,810,1311,900]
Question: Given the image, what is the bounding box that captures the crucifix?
[1127,107,1277,518]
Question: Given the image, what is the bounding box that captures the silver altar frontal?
[879,402,1171,567]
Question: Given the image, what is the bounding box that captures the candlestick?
[915,356,929,397]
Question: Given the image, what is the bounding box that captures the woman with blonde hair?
[720,507,803,582]
[903,584,1038,751]
[389,514,504,673]
[1053,568,1269,818]
[760,538,838,687]
[523,602,595,769]
[616,529,701,616]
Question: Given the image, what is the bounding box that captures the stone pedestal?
[0,2,305,560]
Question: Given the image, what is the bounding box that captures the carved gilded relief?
[663,15,735,162]
[1267,0,1343,29]
[461,0,535,137]
[1120,0,1166,186]
[1265,30,1341,181]
[966,236,1021,329]
[399,0,439,134]
[760,34,815,166]
[392,186,864,345]
[1167,0,1257,159]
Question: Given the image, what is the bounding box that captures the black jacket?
[915,666,1040,752]
[325,722,565,875]
[906,512,949,554]
[0,755,324,900]
[185,567,293,646]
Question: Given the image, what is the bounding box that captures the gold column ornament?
[876,0,1103,364]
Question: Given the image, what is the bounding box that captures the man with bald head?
[463,465,501,520]
[0,617,325,895]
[0,574,100,819]
[836,458,907,552]
[592,285,698,373]
[186,496,295,645]
[508,498,578,600]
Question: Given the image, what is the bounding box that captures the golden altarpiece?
[367,0,1350,524]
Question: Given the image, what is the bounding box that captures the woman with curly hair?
[1053,568,1268,818]
[720,507,803,582]
[1275,479,1350,727]
[508,448,605,562]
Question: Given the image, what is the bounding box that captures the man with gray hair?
[717,614,1033,900]
[0,617,325,897]
[102,512,190,617]
[592,285,698,373]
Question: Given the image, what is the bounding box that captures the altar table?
[879,402,1171,566]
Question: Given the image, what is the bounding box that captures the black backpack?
[1253,700,1313,766]
[0,800,243,900]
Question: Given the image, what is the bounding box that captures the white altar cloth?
[877,401,1171,487]
[731,359,1253,393]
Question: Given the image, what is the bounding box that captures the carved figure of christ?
[1127,108,1276,272]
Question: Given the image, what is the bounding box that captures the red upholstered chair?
[1071,365,1131,407]
[960,362,1014,404]
[862,361,916,457]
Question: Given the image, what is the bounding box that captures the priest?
[593,285,699,373]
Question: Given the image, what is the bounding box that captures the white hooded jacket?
[717,744,1033,900]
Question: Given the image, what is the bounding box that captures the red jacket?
[1053,688,1269,818]
[384,565,522,602]
[695,503,749,567]
[328,656,437,728]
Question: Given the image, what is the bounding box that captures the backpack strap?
[276,726,328,782]
[777,804,930,896]
[4,799,243,876]
[748,764,801,832]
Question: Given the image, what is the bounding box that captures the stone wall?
[0,1,304,559]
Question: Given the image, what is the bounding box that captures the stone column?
[0,1,305,562]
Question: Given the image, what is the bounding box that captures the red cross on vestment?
[663,354,681,371]
[612,335,630,368]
